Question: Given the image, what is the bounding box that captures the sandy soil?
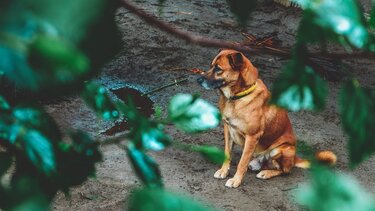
[51,0,375,210]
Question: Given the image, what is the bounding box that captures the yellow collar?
[229,82,257,100]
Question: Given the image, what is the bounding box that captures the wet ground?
[51,0,375,210]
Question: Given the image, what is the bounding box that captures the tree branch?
[119,0,375,60]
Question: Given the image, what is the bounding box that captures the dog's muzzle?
[197,77,225,90]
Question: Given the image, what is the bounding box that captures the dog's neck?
[220,80,258,100]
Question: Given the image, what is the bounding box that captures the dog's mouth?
[197,77,225,90]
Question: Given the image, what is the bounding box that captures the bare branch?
[119,0,287,57]
[119,0,375,60]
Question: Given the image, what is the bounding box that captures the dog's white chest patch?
[228,125,245,146]
[225,117,245,146]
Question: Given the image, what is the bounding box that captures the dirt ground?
[51,0,375,210]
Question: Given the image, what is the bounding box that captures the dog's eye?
[213,65,223,74]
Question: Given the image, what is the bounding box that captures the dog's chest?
[222,104,248,146]
[222,105,243,128]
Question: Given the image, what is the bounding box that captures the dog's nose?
[197,77,205,84]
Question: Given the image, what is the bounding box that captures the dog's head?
[197,49,258,90]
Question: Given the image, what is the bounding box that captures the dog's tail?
[294,150,337,169]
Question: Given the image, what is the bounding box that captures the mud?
[51,0,375,210]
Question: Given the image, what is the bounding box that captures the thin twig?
[119,0,375,60]
[141,78,188,96]
[165,67,189,71]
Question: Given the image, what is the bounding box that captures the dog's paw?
[225,176,242,188]
[214,168,229,179]
[256,171,269,180]
[256,170,282,180]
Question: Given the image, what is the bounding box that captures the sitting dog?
[197,49,336,188]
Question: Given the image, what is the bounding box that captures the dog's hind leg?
[256,144,295,179]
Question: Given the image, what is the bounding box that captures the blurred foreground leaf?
[28,35,90,80]
[370,1,375,28]
[0,0,120,94]
[115,98,171,151]
[81,82,119,120]
[226,0,257,25]
[20,130,55,175]
[296,140,314,160]
[191,145,226,164]
[54,131,102,192]
[127,188,215,211]
[340,80,375,166]
[294,0,368,48]
[129,121,171,151]
[0,176,50,210]
[0,152,12,176]
[126,143,163,188]
[0,105,59,175]
[271,44,327,111]
[168,94,220,133]
[295,166,375,211]
[297,11,339,44]
[0,96,10,110]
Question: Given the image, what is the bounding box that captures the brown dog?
[197,49,336,188]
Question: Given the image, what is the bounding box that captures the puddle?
[101,87,154,136]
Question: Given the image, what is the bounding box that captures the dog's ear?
[227,52,244,71]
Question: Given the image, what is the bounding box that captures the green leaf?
[69,131,101,158]
[271,44,327,111]
[226,0,257,26]
[295,165,375,211]
[127,188,215,211]
[139,125,170,151]
[129,121,171,151]
[340,80,375,166]
[293,0,369,48]
[0,0,121,94]
[296,140,315,160]
[191,145,226,164]
[370,0,375,28]
[0,152,12,176]
[297,11,339,44]
[28,35,90,78]
[0,105,59,175]
[116,99,171,151]
[0,95,10,110]
[81,82,119,120]
[126,143,163,188]
[22,130,55,175]
[11,105,61,141]
[168,94,221,133]
[54,131,102,191]
[0,176,50,210]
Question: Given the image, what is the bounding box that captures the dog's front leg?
[214,123,233,179]
[225,135,258,188]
